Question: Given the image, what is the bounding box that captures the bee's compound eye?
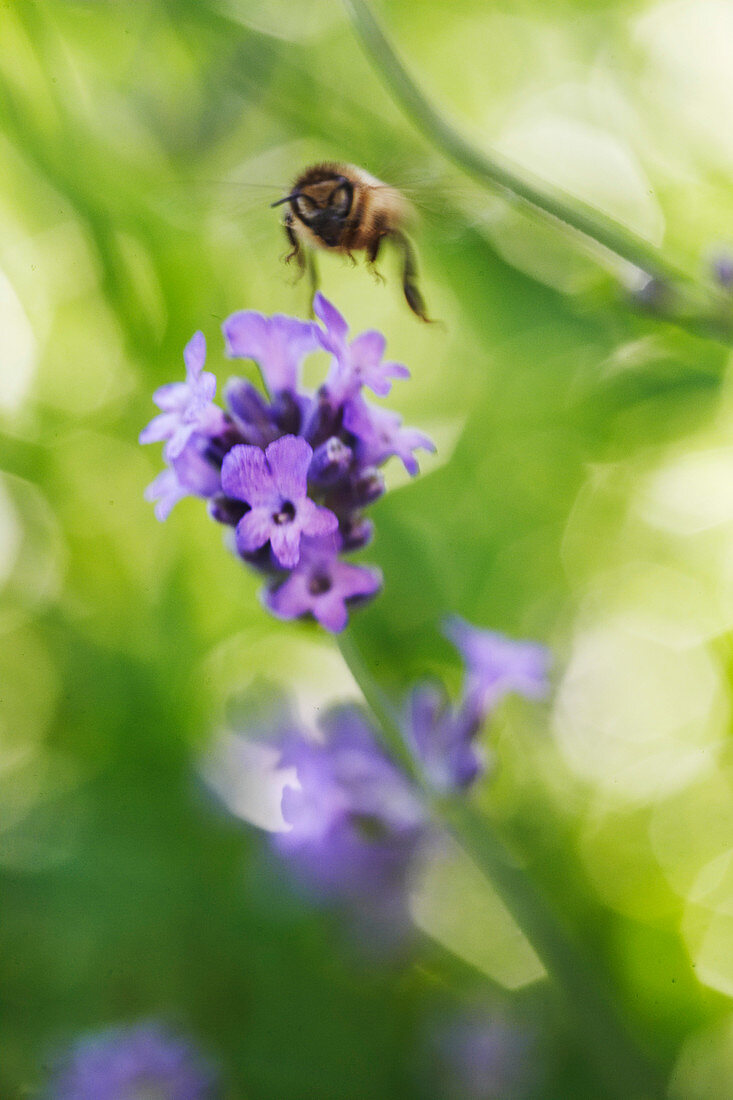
[295,194,318,220]
[331,185,352,216]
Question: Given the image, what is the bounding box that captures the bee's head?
[272,173,354,246]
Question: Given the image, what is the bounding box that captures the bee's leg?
[283,216,306,277]
[389,230,432,322]
[306,251,319,316]
[366,231,386,284]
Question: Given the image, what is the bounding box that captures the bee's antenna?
[271,191,300,208]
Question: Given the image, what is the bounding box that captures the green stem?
[337,630,416,775]
[338,631,664,1099]
[343,0,732,346]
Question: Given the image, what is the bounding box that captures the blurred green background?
[3,0,733,1096]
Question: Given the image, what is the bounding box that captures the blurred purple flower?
[223,310,318,394]
[405,619,549,792]
[314,292,409,400]
[431,1012,536,1100]
[407,682,483,792]
[273,705,429,932]
[221,435,337,568]
[444,616,550,713]
[46,1021,219,1100]
[712,251,733,289]
[140,332,226,460]
[264,534,382,633]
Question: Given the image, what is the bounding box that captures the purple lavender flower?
[273,705,429,933]
[430,1012,536,1100]
[314,292,409,401]
[408,682,484,792]
[406,619,549,792]
[142,297,433,630]
[343,394,435,475]
[139,332,227,460]
[709,248,733,290]
[222,310,318,394]
[264,534,382,633]
[45,1021,218,1100]
[145,437,222,521]
[444,616,550,713]
[221,435,338,568]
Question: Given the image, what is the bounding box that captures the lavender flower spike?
[223,310,318,395]
[274,705,429,936]
[265,534,382,633]
[221,435,337,568]
[314,292,409,400]
[45,1020,218,1099]
[444,615,550,713]
[139,332,226,459]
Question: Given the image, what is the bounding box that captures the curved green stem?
[338,630,664,1099]
[343,0,732,346]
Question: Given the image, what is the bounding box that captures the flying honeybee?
[271,162,431,322]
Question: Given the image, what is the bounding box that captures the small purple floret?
[308,436,353,487]
[265,534,381,632]
[343,395,435,476]
[45,1020,218,1100]
[314,292,410,400]
[140,332,226,460]
[407,682,483,792]
[406,618,550,792]
[145,436,222,521]
[221,435,337,568]
[444,616,550,712]
[223,311,318,395]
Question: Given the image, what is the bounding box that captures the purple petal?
[381,360,410,383]
[235,508,273,555]
[183,330,206,378]
[269,521,302,569]
[331,560,382,601]
[342,394,378,442]
[350,330,386,367]
[222,311,318,394]
[221,444,275,506]
[265,572,312,621]
[195,370,218,405]
[223,311,268,358]
[298,497,339,539]
[265,434,312,501]
[313,293,349,343]
[139,411,179,445]
[313,592,349,633]
[144,469,187,521]
[151,380,189,412]
[166,422,195,460]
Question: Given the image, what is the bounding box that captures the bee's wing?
[359,157,473,220]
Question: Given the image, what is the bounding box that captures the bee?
[271,162,431,322]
